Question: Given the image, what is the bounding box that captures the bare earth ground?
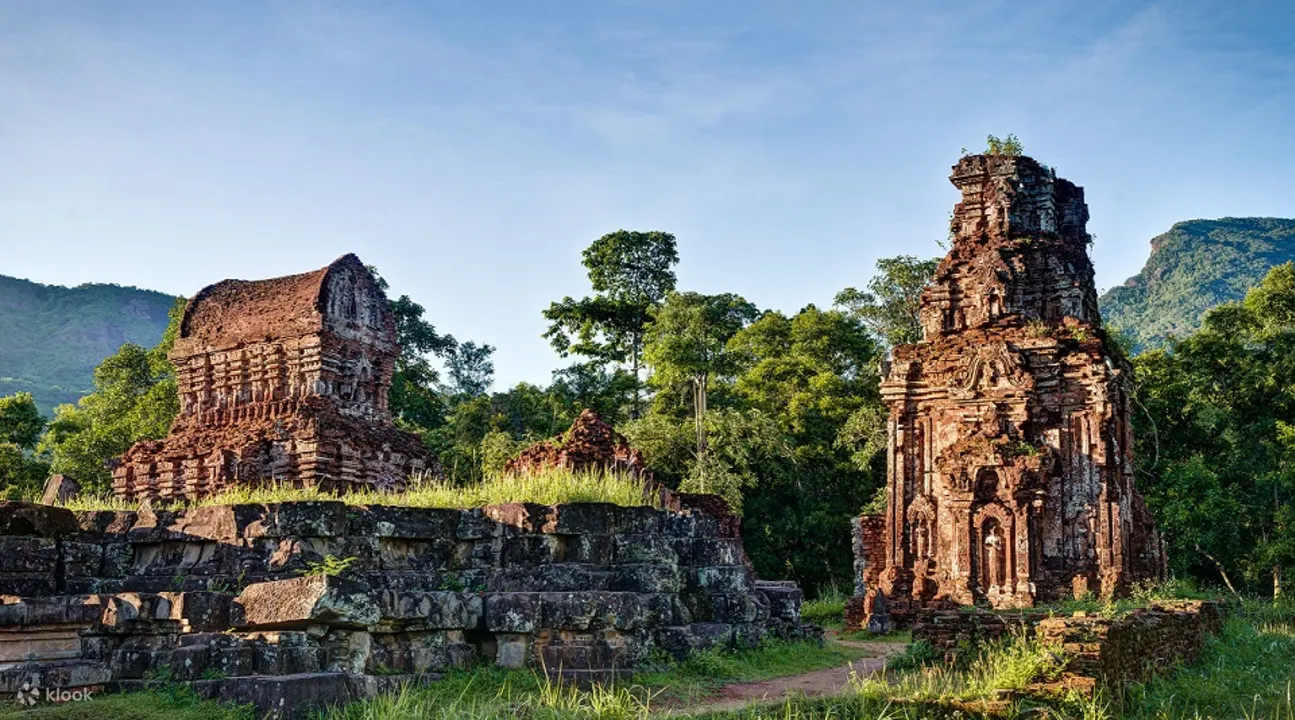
[674,637,904,715]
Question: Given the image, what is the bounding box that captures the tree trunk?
[1197,545,1242,600]
[693,375,708,490]
[1276,564,1284,600]
[630,337,641,420]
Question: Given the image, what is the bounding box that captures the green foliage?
[300,554,358,578]
[0,275,176,416]
[39,299,185,493]
[834,255,939,349]
[371,270,459,429]
[642,291,760,480]
[1100,218,1295,352]
[479,430,525,477]
[800,582,848,628]
[0,391,45,447]
[629,299,884,594]
[1133,262,1295,595]
[443,341,496,397]
[0,392,49,499]
[683,408,788,512]
[884,639,939,672]
[1109,611,1295,719]
[727,305,885,594]
[984,133,1024,156]
[544,230,680,418]
[318,638,866,719]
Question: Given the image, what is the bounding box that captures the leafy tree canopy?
[544,230,679,418]
[1134,262,1295,596]
[40,299,185,493]
[835,255,938,349]
[0,392,44,449]
[0,392,49,499]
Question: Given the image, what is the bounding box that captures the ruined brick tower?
[113,254,431,501]
[850,155,1164,625]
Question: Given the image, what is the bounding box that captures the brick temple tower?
[113,254,431,501]
[849,155,1165,626]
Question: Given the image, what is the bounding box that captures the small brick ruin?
[113,254,431,501]
[850,155,1166,630]
[0,499,802,716]
[506,409,652,481]
[912,600,1225,695]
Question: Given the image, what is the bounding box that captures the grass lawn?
[323,639,873,718]
[11,602,1289,720]
[0,639,868,720]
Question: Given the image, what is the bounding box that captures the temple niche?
[113,254,431,501]
[850,155,1165,625]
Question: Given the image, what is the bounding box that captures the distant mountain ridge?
[1099,217,1295,352]
[0,274,177,415]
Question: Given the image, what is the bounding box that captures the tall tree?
[643,292,759,473]
[0,392,44,449]
[370,270,458,429]
[444,341,496,398]
[1135,262,1295,597]
[834,255,939,349]
[728,306,885,592]
[549,362,638,427]
[0,392,49,499]
[543,230,679,418]
[41,299,185,492]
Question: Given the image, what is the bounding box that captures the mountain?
[1099,218,1295,352]
[0,275,178,416]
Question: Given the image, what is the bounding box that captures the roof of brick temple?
[176,253,389,353]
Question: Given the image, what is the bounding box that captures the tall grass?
[801,581,849,629]
[59,467,660,512]
[1113,604,1295,720]
[320,668,658,720]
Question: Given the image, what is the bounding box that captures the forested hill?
[1099,217,1295,352]
[0,274,177,416]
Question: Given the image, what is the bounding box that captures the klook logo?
[12,680,94,707]
[14,681,38,707]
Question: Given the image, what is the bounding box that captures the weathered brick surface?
[0,499,805,716]
[111,255,432,502]
[851,155,1166,630]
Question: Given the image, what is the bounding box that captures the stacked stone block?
[0,500,803,716]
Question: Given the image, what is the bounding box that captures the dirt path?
[673,640,903,715]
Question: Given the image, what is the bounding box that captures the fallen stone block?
[0,501,77,538]
[232,576,381,629]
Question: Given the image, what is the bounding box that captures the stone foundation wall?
[0,500,802,716]
[911,600,1225,693]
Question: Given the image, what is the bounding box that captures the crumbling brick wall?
[1035,600,1225,693]
[910,600,1225,694]
[0,500,802,716]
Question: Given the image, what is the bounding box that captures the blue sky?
[2,1,1293,388]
